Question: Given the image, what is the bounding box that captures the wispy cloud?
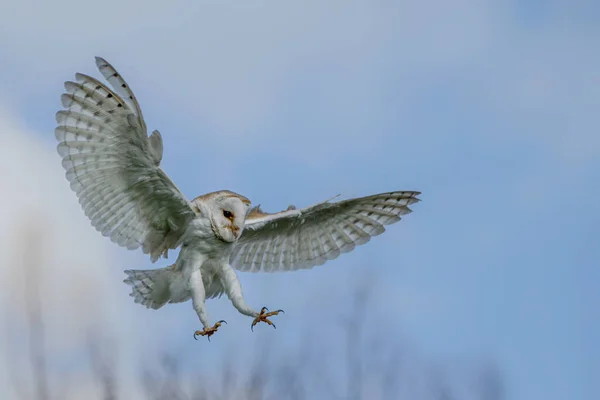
[0,108,151,398]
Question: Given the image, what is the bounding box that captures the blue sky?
[0,1,597,399]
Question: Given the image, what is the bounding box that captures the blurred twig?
[474,361,504,400]
[20,221,50,400]
[344,275,373,400]
[4,225,505,400]
[88,332,119,400]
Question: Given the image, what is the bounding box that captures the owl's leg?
[219,264,284,331]
[219,264,258,317]
[190,269,226,341]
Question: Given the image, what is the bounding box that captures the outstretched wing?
[55,57,196,262]
[230,191,420,272]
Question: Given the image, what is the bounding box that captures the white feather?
[230,191,420,272]
[55,59,196,263]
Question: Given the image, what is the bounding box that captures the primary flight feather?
[55,57,421,340]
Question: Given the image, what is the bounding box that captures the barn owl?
[54,57,421,341]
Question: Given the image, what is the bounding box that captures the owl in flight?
[54,57,421,341]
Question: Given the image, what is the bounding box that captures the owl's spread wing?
[229,191,420,272]
[55,57,196,262]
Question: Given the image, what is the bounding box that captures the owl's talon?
[251,306,284,331]
[193,320,227,341]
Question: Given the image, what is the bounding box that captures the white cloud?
[0,104,154,399]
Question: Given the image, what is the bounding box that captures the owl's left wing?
[229,191,420,272]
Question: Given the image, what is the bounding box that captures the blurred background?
[0,0,597,399]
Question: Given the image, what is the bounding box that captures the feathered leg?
[218,264,284,331]
[190,269,225,341]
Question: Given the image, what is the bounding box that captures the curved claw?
[251,307,284,331]
[193,320,227,341]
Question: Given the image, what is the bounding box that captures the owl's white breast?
[172,217,234,300]
[180,216,235,260]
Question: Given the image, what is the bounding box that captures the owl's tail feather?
[123,265,174,310]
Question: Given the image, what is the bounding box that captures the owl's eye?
[223,210,233,219]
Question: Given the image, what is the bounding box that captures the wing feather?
[230,191,420,272]
[55,57,196,262]
[95,56,147,133]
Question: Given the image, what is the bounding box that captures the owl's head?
[201,191,252,243]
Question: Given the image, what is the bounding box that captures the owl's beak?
[230,224,241,239]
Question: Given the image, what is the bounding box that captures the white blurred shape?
[0,102,147,399]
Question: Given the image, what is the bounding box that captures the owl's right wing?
[230,191,420,272]
[55,57,196,262]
